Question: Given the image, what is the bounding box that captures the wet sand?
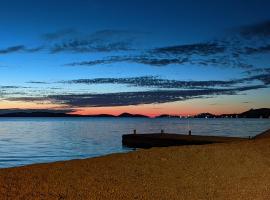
[1,130,270,199]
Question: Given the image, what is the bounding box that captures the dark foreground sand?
[1,130,270,200]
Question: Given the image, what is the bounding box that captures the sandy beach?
[1,130,270,200]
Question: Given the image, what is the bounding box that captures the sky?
[0,0,270,116]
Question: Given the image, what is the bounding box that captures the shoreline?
[1,130,270,199]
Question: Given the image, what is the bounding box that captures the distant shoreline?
[0,108,270,118]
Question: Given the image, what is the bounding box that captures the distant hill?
[117,113,149,118]
[193,113,216,118]
[238,108,270,118]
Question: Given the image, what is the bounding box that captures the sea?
[0,117,269,168]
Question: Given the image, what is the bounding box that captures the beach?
[1,130,270,199]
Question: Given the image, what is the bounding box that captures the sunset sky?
[0,0,270,116]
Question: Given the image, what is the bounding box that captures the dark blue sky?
[0,0,269,115]
[1,0,270,44]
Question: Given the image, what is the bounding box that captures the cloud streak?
[41,28,77,41]
[6,84,267,107]
[245,44,270,55]
[238,20,270,38]
[152,42,226,56]
[244,67,270,75]
[26,81,50,84]
[61,76,245,89]
[64,42,227,67]
[66,56,189,66]
[0,108,75,114]
[63,21,270,68]
[63,41,252,68]
[51,40,132,53]
[0,29,141,56]
[245,73,270,85]
[49,29,141,53]
[0,45,43,54]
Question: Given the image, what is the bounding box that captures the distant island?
[0,108,269,118]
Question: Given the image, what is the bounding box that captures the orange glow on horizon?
[1,95,268,117]
[70,101,254,117]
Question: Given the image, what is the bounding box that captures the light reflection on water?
[0,117,269,168]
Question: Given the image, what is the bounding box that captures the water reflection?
[0,118,269,168]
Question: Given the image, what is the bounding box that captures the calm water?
[0,117,269,168]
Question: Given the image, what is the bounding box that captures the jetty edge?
[122,132,248,148]
[253,128,270,139]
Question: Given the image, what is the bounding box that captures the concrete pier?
[122,132,248,148]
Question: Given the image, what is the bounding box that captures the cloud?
[0,85,31,89]
[244,67,270,75]
[60,72,270,90]
[7,84,266,107]
[64,42,226,67]
[0,45,25,54]
[132,57,189,66]
[51,40,132,53]
[26,81,50,84]
[238,20,270,38]
[46,90,225,107]
[3,21,269,70]
[50,29,141,53]
[61,76,246,89]
[0,108,74,115]
[25,46,44,53]
[245,73,270,85]
[245,44,270,55]
[0,45,43,54]
[0,29,140,55]
[63,40,251,68]
[41,28,77,40]
[0,85,22,89]
[65,56,189,66]
[152,42,226,56]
